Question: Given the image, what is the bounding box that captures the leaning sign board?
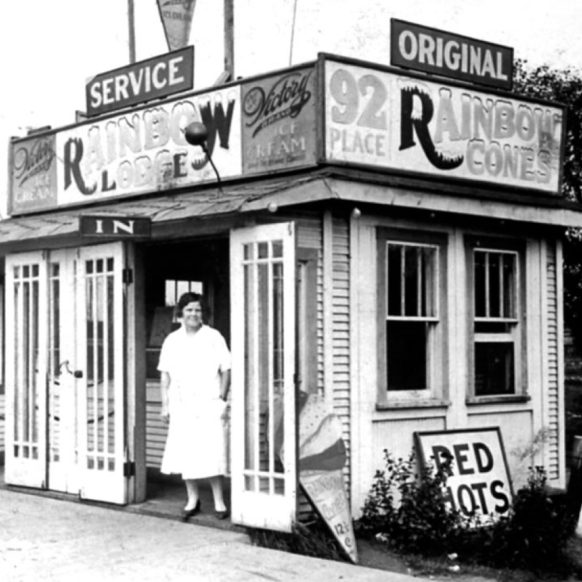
[414,427,513,522]
[324,57,564,195]
[86,46,195,117]
[390,19,513,90]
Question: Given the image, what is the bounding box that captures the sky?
[1,0,581,216]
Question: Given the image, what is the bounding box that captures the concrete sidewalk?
[0,488,431,582]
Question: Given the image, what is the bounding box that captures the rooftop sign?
[85,46,194,117]
[325,59,563,194]
[390,19,513,90]
[7,55,565,216]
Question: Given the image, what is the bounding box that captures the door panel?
[76,244,128,504]
[5,252,48,488]
[230,223,297,532]
[5,244,129,504]
[47,250,79,494]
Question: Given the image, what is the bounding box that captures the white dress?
[158,325,231,479]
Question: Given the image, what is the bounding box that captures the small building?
[2,52,581,531]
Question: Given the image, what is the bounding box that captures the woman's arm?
[160,371,171,423]
[220,369,231,402]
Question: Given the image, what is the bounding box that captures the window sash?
[386,241,438,319]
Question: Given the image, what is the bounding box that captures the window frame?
[466,236,528,403]
[376,227,448,408]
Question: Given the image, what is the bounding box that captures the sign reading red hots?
[86,47,194,117]
[391,19,513,91]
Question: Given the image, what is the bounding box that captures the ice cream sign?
[325,60,564,194]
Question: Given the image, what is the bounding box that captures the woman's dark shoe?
[215,509,229,520]
[181,500,201,521]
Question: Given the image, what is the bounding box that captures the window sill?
[466,394,531,405]
[376,399,450,411]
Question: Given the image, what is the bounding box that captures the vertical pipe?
[128,0,136,64]
[224,0,234,79]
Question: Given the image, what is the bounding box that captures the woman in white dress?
[158,292,231,520]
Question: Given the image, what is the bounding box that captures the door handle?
[58,360,83,379]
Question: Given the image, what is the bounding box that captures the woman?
[158,292,231,520]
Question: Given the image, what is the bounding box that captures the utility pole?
[224,0,234,79]
[128,0,136,63]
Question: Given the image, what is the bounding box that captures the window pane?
[387,245,402,316]
[475,342,514,395]
[387,321,428,390]
[387,244,436,317]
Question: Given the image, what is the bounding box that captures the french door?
[230,222,297,532]
[5,243,130,504]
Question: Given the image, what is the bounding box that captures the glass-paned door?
[5,252,48,488]
[47,249,79,494]
[230,223,297,532]
[76,243,128,504]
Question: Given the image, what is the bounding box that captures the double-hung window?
[469,239,525,399]
[377,229,446,404]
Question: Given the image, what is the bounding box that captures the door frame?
[230,221,298,532]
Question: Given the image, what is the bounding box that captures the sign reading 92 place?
[324,60,564,194]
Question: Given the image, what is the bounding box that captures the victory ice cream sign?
[325,60,564,194]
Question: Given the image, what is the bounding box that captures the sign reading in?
[415,427,513,522]
[390,19,513,90]
[325,60,563,194]
[80,216,151,238]
[86,46,194,117]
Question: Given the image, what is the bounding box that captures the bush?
[356,450,473,554]
[357,450,577,575]
[475,466,571,572]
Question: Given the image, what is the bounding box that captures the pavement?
[0,487,434,582]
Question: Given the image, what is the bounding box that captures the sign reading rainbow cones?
[157,0,197,52]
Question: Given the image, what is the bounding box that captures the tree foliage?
[512,59,582,347]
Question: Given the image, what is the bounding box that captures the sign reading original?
[86,46,194,117]
[391,20,513,90]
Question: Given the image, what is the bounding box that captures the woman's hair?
[176,292,205,318]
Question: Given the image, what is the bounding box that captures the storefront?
[3,53,581,531]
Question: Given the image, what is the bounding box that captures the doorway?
[141,237,231,516]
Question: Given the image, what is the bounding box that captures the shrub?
[358,450,578,576]
[356,449,473,555]
[476,466,572,572]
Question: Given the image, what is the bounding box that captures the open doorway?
[141,237,231,521]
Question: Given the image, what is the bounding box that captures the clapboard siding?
[332,217,351,490]
[0,392,5,459]
[298,218,325,395]
[546,244,560,480]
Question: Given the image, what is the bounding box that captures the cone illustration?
[157,0,196,52]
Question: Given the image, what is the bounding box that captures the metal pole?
[128,0,136,63]
[224,0,234,79]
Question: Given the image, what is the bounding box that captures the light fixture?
[184,121,224,195]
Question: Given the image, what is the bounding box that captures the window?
[377,228,447,404]
[468,240,525,398]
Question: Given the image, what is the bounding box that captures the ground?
[357,535,582,581]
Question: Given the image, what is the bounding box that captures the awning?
[1,169,581,253]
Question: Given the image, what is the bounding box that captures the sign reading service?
[391,19,513,90]
[415,427,513,522]
[86,47,194,117]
